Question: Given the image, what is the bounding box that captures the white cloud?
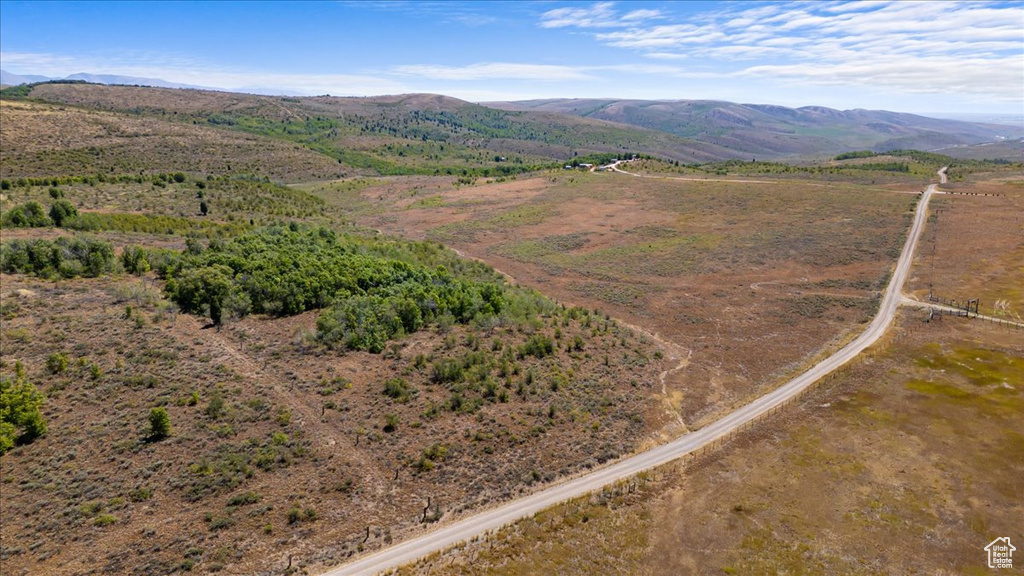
[393,62,594,81]
[621,9,663,22]
[820,1,896,14]
[743,55,1023,102]
[540,2,663,29]
[598,25,727,48]
[540,0,1024,104]
[540,2,618,29]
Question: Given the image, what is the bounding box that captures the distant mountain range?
[486,98,1021,159]
[0,68,218,90]
[3,77,1020,166]
[0,69,312,97]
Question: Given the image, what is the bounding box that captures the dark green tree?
[2,201,50,227]
[165,264,234,325]
[0,362,47,454]
[148,407,171,440]
[48,199,78,227]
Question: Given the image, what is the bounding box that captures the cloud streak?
[540,1,1024,102]
[540,2,663,29]
[393,62,594,81]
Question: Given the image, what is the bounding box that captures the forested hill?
[0,82,732,182]
[486,98,1021,159]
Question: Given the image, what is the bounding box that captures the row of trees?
[0,237,117,279]
[0,171,191,190]
[1,199,78,228]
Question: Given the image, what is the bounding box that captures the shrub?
[93,514,118,527]
[0,236,116,279]
[430,359,463,384]
[416,443,448,472]
[209,516,235,531]
[286,506,317,524]
[149,407,171,440]
[382,377,413,403]
[46,353,69,374]
[128,487,153,502]
[227,492,261,506]
[121,245,151,275]
[206,391,225,419]
[48,200,78,227]
[0,363,47,454]
[572,335,585,351]
[520,334,555,358]
[1,201,50,227]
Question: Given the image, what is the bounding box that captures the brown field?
[402,317,1023,576]
[393,173,1024,575]
[327,170,916,431]
[907,178,1024,318]
[0,270,665,575]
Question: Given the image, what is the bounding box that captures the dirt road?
[319,170,944,576]
[605,159,781,184]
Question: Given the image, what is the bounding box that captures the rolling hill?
[1,83,736,182]
[3,82,1019,183]
[486,98,1021,159]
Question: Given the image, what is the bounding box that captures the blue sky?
[1,1,1021,113]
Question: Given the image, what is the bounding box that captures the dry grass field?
[391,173,1024,576]
[402,317,1023,576]
[326,170,918,432]
[907,175,1024,319]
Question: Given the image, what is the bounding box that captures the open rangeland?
[2,81,1020,576]
[324,169,921,434]
[1,164,671,575]
[398,316,1023,576]
[0,266,667,575]
[0,100,346,182]
[905,173,1024,318]
[380,172,1024,576]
